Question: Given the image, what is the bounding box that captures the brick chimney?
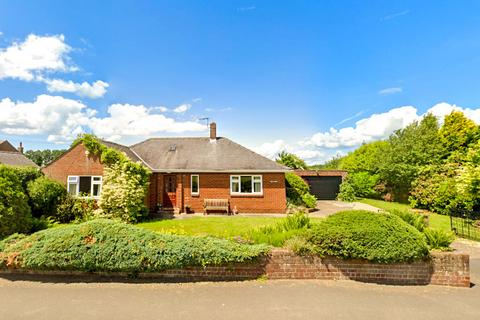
[210,122,217,140]
[18,142,24,154]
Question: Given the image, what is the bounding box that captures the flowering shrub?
[72,134,151,222]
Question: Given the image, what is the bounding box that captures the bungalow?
[0,140,38,167]
[42,123,289,214]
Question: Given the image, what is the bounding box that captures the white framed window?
[230,175,263,195]
[191,174,199,195]
[67,175,102,198]
[67,176,79,195]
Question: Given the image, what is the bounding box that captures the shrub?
[248,211,311,247]
[54,195,98,223]
[0,165,33,239]
[285,173,316,208]
[389,209,427,232]
[0,219,270,273]
[423,228,455,250]
[337,181,356,202]
[27,176,67,217]
[301,211,429,263]
[348,171,380,198]
[301,193,317,209]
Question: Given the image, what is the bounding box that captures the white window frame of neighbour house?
[67,175,102,199]
[230,175,263,195]
[191,174,199,195]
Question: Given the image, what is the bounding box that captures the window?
[191,175,199,195]
[230,175,262,195]
[67,175,102,198]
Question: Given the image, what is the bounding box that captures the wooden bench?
[203,199,229,215]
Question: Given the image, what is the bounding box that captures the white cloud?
[381,10,410,21]
[0,33,109,98]
[192,97,202,103]
[88,103,205,141]
[426,102,480,124]
[254,140,289,160]
[0,95,207,144]
[378,87,402,95]
[0,34,73,81]
[0,94,94,143]
[302,106,418,148]
[44,79,109,99]
[173,103,191,113]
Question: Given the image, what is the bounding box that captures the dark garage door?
[303,176,342,200]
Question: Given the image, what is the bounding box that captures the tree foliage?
[24,149,66,167]
[276,151,308,170]
[0,165,33,238]
[340,141,388,173]
[439,111,478,153]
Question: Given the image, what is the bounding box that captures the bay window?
[230,175,262,195]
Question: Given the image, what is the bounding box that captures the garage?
[295,170,347,200]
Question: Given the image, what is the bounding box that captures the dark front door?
[163,175,177,208]
[304,176,343,200]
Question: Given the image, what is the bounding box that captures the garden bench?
[203,199,230,215]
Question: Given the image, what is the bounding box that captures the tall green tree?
[24,149,66,167]
[379,114,445,200]
[276,151,308,170]
[340,141,389,173]
[439,111,478,154]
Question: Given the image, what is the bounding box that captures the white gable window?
[67,175,102,198]
[230,175,263,195]
[191,174,199,195]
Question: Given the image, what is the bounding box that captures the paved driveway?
[310,200,379,217]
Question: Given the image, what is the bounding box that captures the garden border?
[0,250,470,287]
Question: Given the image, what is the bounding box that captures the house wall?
[42,143,104,186]
[150,172,287,214]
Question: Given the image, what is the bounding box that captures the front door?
[163,175,177,208]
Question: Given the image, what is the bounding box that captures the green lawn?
[358,198,451,233]
[138,216,284,239]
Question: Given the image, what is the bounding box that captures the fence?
[450,209,480,241]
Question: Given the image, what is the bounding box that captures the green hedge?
[285,173,316,208]
[0,219,270,273]
[300,210,429,263]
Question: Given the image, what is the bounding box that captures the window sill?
[230,193,264,198]
[191,193,200,197]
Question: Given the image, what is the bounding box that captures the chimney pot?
[18,142,24,154]
[210,122,217,140]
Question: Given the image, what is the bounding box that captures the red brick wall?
[179,173,286,213]
[42,143,104,186]
[2,250,469,287]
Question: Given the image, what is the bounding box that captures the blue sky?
[1,1,480,163]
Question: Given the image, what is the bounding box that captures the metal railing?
[450,209,480,241]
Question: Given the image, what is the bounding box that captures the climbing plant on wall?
[71,135,151,222]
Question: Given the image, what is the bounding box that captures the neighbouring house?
[42,123,289,214]
[0,140,38,167]
[294,170,347,200]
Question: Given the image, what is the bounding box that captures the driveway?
[311,200,379,217]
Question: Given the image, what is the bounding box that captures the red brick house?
[43,123,288,214]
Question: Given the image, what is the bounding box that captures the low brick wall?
[265,249,470,287]
[0,250,470,287]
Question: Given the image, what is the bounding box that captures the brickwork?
[42,143,104,186]
[1,250,469,287]
[179,173,286,213]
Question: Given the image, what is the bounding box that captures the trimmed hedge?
[0,219,270,273]
[301,210,429,263]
